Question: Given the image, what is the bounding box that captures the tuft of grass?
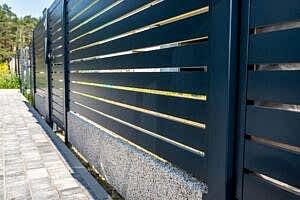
[0,63,20,89]
[0,73,20,89]
[23,92,34,104]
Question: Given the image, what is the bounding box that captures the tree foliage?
[0,4,38,62]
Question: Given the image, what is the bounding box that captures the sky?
[0,0,53,18]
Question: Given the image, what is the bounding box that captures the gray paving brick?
[0,90,100,200]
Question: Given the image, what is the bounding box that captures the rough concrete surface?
[68,111,208,200]
[34,93,46,118]
[0,90,110,200]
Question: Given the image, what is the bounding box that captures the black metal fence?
[29,0,300,200]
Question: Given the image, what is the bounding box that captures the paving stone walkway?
[0,90,109,200]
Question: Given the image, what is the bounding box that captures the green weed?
[0,63,20,89]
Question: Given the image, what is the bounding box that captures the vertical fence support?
[205,0,239,199]
[14,54,18,76]
[16,50,21,91]
[234,0,250,199]
[62,0,70,144]
[17,51,20,77]
[45,9,53,127]
[31,32,36,106]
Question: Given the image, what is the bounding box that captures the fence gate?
[33,11,51,122]
[236,1,300,199]
[48,0,66,130]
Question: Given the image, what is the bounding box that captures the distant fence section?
[27,0,300,200]
[17,47,32,95]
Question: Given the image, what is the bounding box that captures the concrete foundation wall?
[68,112,207,200]
[35,93,46,118]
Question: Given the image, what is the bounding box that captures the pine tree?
[0,4,38,63]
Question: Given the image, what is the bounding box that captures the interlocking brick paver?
[0,90,96,199]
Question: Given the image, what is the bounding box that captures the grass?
[0,63,20,89]
[23,92,34,104]
[0,73,20,89]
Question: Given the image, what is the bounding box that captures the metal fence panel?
[33,11,51,121]
[237,0,300,199]
[48,0,65,130]
[67,0,211,182]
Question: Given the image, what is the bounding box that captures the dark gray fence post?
[31,32,36,106]
[45,9,53,127]
[16,50,21,90]
[62,0,70,144]
[205,0,239,199]
[234,0,250,199]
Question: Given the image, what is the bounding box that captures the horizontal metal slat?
[71,92,207,151]
[52,72,64,80]
[68,0,95,20]
[35,67,46,74]
[70,102,208,181]
[50,29,63,43]
[249,28,300,64]
[48,5,63,27]
[52,114,65,130]
[52,94,64,105]
[51,47,63,57]
[49,19,62,32]
[52,88,63,97]
[53,101,64,113]
[52,80,64,88]
[36,84,47,90]
[51,67,64,74]
[69,0,112,30]
[48,0,61,14]
[250,0,300,28]
[247,106,300,147]
[70,82,208,123]
[70,42,208,70]
[248,71,300,105]
[70,71,208,95]
[70,13,209,60]
[69,0,150,41]
[51,37,63,50]
[51,56,64,64]
[245,139,300,188]
[36,75,47,81]
[49,15,62,29]
[52,81,64,90]
[67,0,83,12]
[52,93,63,100]
[243,174,300,200]
[70,0,209,49]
